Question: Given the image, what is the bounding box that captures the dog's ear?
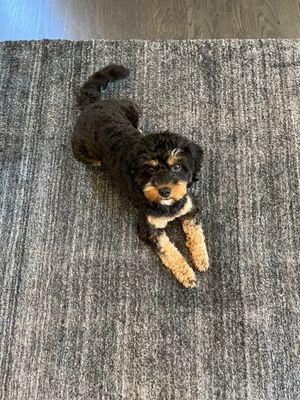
[183,141,203,182]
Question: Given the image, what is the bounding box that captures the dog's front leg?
[138,221,196,288]
[155,231,197,288]
[181,216,209,272]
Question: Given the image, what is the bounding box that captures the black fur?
[72,65,203,250]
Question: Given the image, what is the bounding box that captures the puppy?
[72,64,209,288]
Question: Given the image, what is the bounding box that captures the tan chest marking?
[147,196,193,229]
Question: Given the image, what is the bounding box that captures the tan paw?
[176,266,197,288]
[90,160,101,166]
[191,249,209,272]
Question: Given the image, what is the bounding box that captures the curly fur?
[72,64,208,287]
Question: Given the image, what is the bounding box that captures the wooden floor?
[0,0,300,40]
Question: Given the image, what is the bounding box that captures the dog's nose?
[158,187,171,198]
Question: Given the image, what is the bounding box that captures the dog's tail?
[78,64,130,110]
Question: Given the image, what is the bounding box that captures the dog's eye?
[172,164,181,171]
[147,166,155,174]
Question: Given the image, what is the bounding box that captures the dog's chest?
[147,197,193,229]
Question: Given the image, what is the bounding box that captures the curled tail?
[78,64,130,110]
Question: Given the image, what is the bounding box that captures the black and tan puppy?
[72,64,209,288]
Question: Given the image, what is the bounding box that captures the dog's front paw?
[176,266,197,288]
[156,232,197,288]
[191,247,209,272]
[160,253,197,288]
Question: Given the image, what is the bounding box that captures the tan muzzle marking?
[143,181,187,203]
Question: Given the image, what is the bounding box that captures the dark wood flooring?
[0,0,299,40]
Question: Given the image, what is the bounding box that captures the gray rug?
[0,39,299,400]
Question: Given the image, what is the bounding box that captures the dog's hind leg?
[72,136,102,166]
[119,100,141,129]
[181,217,209,272]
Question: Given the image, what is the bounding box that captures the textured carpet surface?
[0,39,299,400]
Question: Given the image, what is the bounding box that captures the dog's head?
[128,132,203,206]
